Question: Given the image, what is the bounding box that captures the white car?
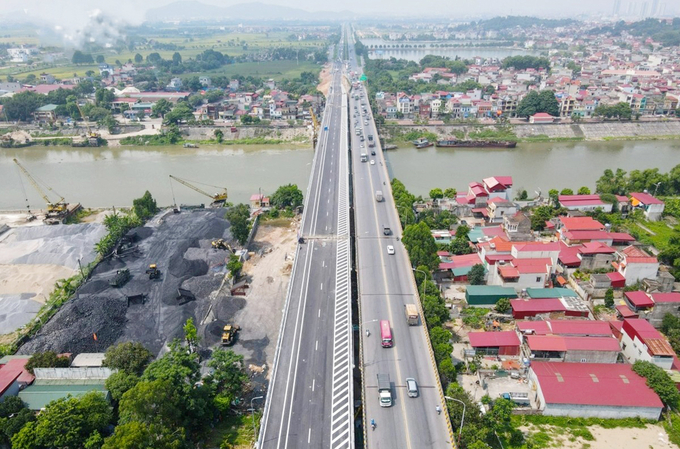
[360,144,365,148]
[386,245,395,255]
[370,159,375,165]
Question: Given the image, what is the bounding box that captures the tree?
[72,50,94,64]
[604,288,614,308]
[132,191,158,221]
[118,379,184,429]
[102,422,184,449]
[530,206,554,231]
[516,89,558,118]
[163,103,195,125]
[172,52,182,65]
[96,55,105,64]
[443,188,457,198]
[226,254,243,279]
[495,298,511,313]
[105,371,140,403]
[214,129,223,143]
[468,264,486,285]
[429,188,444,200]
[206,349,248,413]
[2,91,44,121]
[578,186,591,195]
[271,184,303,209]
[632,360,680,409]
[134,53,143,64]
[25,351,70,374]
[103,341,153,375]
[402,222,439,271]
[0,397,35,445]
[94,88,115,108]
[183,318,200,350]
[152,99,172,119]
[11,392,112,449]
[225,204,251,246]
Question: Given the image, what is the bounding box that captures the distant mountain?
[144,1,351,22]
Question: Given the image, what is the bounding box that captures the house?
[559,194,613,213]
[438,253,483,282]
[620,318,675,369]
[502,212,532,241]
[465,285,517,306]
[530,362,663,419]
[166,77,183,91]
[623,291,680,328]
[511,298,589,319]
[468,331,521,356]
[516,319,613,337]
[629,192,665,221]
[577,242,616,270]
[524,335,620,363]
[0,358,34,401]
[615,246,659,286]
[529,112,555,123]
[487,198,517,223]
[33,104,58,122]
[250,193,270,209]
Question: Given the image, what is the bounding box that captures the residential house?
[250,193,270,209]
[524,335,620,363]
[629,192,664,221]
[33,104,58,122]
[620,318,675,369]
[559,194,613,213]
[0,358,34,401]
[615,246,659,286]
[502,212,532,241]
[487,197,517,223]
[468,331,521,356]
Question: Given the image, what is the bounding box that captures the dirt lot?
[520,423,676,448]
[227,219,299,386]
[317,64,332,97]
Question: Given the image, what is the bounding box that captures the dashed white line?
[316,339,319,349]
[308,429,311,444]
[320,283,323,291]
[312,378,316,392]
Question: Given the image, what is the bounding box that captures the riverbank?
[382,120,680,143]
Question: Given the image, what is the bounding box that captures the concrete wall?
[580,253,615,271]
[621,332,673,369]
[563,350,619,364]
[622,262,659,286]
[34,367,114,380]
[543,403,661,420]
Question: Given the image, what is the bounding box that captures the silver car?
[406,378,418,398]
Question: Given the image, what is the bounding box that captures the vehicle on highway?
[377,373,392,407]
[406,378,419,398]
[382,225,391,235]
[360,153,368,162]
[380,320,393,348]
[371,150,376,155]
[370,160,375,165]
[375,190,383,202]
[405,304,419,325]
[360,143,365,148]
[386,245,395,255]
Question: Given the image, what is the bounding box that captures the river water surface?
[1,140,679,210]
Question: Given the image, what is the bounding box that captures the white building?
[630,192,665,221]
[620,318,674,370]
[616,246,659,286]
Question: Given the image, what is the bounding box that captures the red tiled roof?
[483,176,513,191]
[481,226,505,237]
[608,232,635,242]
[499,265,520,278]
[616,304,638,318]
[511,298,566,313]
[622,246,657,263]
[559,242,582,266]
[438,253,482,271]
[527,335,620,352]
[579,241,615,255]
[548,320,613,337]
[0,359,33,395]
[625,291,654,308]
[532,362,663,408]
[563,230,612,241]
[606,271,625,282]
[559,217,605,231]
[514,242,561,252]
[630,192,664,205]
[652,293,680,303]
[516,320,551,335]
[468,331,521,348]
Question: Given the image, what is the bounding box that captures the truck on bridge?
[377,373,392,407]
[405,304,419,325]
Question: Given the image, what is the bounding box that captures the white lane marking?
[320,283,323,291]
[308,429,311,444]
[312,378,316,392]
[316,339,319,349]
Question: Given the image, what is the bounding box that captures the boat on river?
[435,139,516,148]
[412,138,433,149]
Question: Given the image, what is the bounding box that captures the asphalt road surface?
[347,42,455,449]
[259,56,354,449]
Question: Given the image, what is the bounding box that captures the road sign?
[359,74,367,81]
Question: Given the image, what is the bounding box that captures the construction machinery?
[177,288,196,305]
[13,158,80,224]
[169,175,228,208]
[221,324,241,346]
[146,264,161,280]
[75,102,101,146]
[309,107,320,147]
[211,239,232,251]
[109,268,131,287]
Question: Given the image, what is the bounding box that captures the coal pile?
[18,209,243,356]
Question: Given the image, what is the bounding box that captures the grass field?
[205,412,260,448]
[626,218,680,250]
[207,60,321,80]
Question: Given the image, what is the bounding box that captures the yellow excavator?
[309,107,320,148]
[75,102,101,145]
[13,158,69,220]
[169,175,228,207]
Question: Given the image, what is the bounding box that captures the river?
[1,140,679,210]
[1,145,314,210]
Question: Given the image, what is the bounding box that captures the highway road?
[259,50,354,449]
[347,33,455,449]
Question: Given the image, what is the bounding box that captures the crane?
[309,107,320,147]
[13,158,67,215]
[169,175,228,206]
[75,102,101,142]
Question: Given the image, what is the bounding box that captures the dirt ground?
[229,219,299,386]
[520,423,676,448]
[317,64,332,98]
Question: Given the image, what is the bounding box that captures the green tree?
[94,88,115,108]
[105,371,141,403]
[516,89,558,118]
[560,188,574,195]
[2,91,44,121]
[172,52,182,65]
[183,318,200,350]
[226,254,243,279]
[530,205,554,231]
[134,53,143,64]
[578,186,591,195]
[103,341,153,375]
[604,288,614,308]
[206,349,248,413]
[271,184,303,209]
[102,422,184,449]
[225,204,251,246]
[11,392,112,449]
[467,264,486,285]
[0,397,35,445]
[152,99,172,119]
[429,188,444,200]
[495,298,511,313]
[25,351,70,375]
[72,50,95,64]
[443,188,457,198]
[214,129,224,143]
[132,190,158,221]
[402,222,439,271]
[95,55,105,64]
[632,360,680,409]
[118,379,184,429]
[163,103,195,125]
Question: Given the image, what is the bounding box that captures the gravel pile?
[0,294,42,334]
[18,209,240,356]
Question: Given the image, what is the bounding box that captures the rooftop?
[527,335,621,352]
[624,291,654,308]
[630,192,664,205]
[526,288,578,299]
[468,331,521,348]
[532,361,663,408]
